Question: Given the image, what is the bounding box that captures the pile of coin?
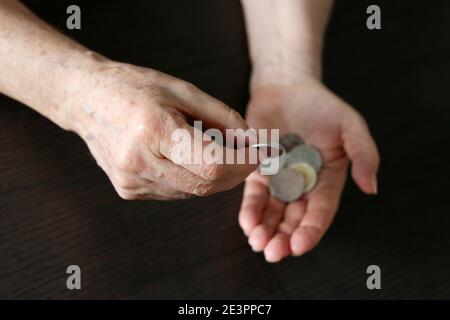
[268,134,323,203]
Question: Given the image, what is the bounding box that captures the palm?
[239,81,379,262]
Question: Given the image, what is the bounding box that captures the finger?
[143,156,250,197]
[264,200,307,262]
[248,197,285,252]
[110,172,193,200]
[238,173,269,236]
[278,200,307,234]
[342,112,380,194]
[145,183,193,200]
[111,139,225,197]
[136,177,194,200]
[122,191,192,201]
[116,180,193,201]
[264,233,290,263]
[119,191,191,201]
[156,108,258,185]
[291,158,348,256]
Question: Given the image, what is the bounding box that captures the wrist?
[250,65,322,94]
[53,50,110,134]
[249,36,324,91]
[248,74,324,108]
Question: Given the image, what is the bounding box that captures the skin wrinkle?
[73,62,255,198]
[0,0,257,201]
[0,1,379,262]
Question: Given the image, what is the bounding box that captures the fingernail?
[291,226,321,256]
[264,251,281,263]
[372,175,378,195]
[248,237,259,252]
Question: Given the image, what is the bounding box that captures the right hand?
[64,60,257,200]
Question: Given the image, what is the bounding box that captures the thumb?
[342,112,380,194]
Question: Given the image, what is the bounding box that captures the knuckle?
[113,144,146,173]
[114,150,136,172]
[190,181,215,197]
[135,107,183,157]
[179,192,194,199]
[116,188,137,201]
[352,110,369,129]
[113,174,136,190]
[134,110,167,156]
[202,163,226,181]
[225,106,242,123]
[168,190,195,200]
[150,108,179,139]
[133,120,152,138]
[135,109,162,138]
[241,201,260,214]
[179,81,199,95]
[115,148,146,174]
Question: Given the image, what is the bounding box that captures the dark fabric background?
[0,0,449,298]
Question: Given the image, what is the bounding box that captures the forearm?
[0,0,106,130]
[241,0,334,88]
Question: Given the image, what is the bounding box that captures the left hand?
[238,78,380,262]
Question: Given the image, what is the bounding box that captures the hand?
[65,60,257,200]
[239,78,380,262]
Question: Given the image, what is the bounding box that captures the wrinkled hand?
[67,61,256,200]
[239,79,380,262]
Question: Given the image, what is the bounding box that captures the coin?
[249,143,285,158]
[289,162,318,193]
[259,153,287,175]
[269,167,305,202]
[286,144,323,171]
[250,143,286,175]
[280,134,304,152]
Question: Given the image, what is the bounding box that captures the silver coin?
[280,134,304,152]
[269,167,305,202]
[286,144,323,172]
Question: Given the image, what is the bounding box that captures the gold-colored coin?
[289,162,318,193]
